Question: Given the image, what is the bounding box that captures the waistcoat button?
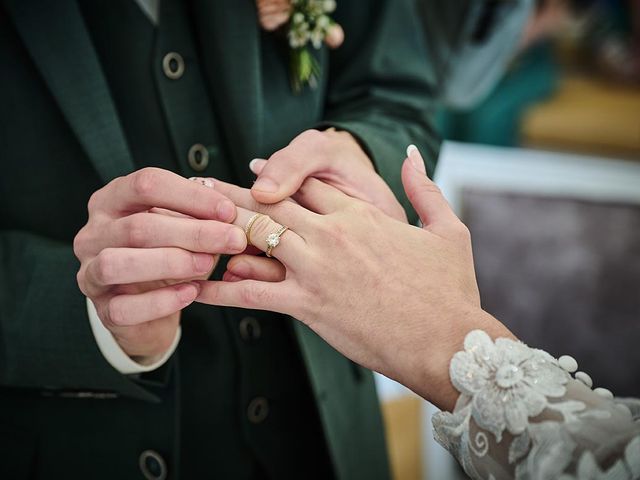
[188,143,210,171]
[247,397,270,424]
[239,316,261,341]
[162,52,185,80]
[138,450,167,480]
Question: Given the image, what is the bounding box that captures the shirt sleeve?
[86,297,180,375]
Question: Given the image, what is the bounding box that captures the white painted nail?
[249,158,264,173]
[189,177,214,188]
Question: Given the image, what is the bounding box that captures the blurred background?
[377,0,640,478]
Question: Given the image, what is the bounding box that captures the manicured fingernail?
[217,200,236,222]
[253,177,279,193]
[193,253,214,274]
[189,177,214,188]
[406,144,426,174]
[227,228,247,252]
[249,158,266,174]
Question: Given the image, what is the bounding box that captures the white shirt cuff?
[86,297,181,375]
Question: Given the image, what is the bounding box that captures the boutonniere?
[257,0,345,93]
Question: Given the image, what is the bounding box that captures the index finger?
[92,168,237,222]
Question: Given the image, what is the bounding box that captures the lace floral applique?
[433,330,640,480]
[449,330,569,441]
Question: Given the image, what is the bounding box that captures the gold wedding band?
[244,213,264,246]
[266,225,289,258]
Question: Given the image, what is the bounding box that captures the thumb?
[249,158,267,176]
[401,145,458,229]
[250,152,314,204]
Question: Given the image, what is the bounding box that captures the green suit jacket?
[0,0,439,478]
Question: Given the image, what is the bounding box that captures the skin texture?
[196,147,514,411]
[74,129,400,362]
[73,168,247,360]
[250,128,408,222]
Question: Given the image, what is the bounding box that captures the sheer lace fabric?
[432,330,640,479]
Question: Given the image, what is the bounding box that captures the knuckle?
[76,268,89,295]
[299,128,323,144]
[319,220,348,247]
[346,200,380,224]
[451,222,471,243]
[126,215,151,247]
[298,129,330,156]
[191,222,208,251]
[354,200,377,216]
[87,189,103,214]
[131,168,162,199]
[87,194,98,214]
[73,228,88,259]
[93,249,119,285]
[106,297,127,327]
[239,284,267,308]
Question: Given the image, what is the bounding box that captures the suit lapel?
[6,0,135,184]
[192,0,264,163]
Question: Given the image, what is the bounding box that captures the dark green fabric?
[79,0,176,172]
[0,0,439,478]
[316,0,441,219]
[79,1,335,478]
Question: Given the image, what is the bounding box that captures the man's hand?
[250,128,408,222]
[74,168,247,360]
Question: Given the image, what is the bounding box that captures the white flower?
[288,21,310,48]
[323,0,337,12]
[316,14,330,29]
[450,330,568,441]
[310,33,323,49]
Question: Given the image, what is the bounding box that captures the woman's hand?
[195,147,511,410]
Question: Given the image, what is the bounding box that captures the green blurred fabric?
[436,42,559,146]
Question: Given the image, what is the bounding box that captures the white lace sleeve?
[432,330,640,479]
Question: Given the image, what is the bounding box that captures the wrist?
[322,128,375,171]
[399,307,514,411]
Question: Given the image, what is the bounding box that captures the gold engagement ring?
[244,213,264,246]
[266,225,289,257]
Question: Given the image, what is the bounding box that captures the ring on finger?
[244,213,264,246]
[266,225,289,258]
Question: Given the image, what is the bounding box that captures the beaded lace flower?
[449,330,568,441]
[433,330,640,479]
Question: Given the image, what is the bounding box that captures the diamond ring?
[266,225,289,257]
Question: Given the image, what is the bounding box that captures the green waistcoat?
[0,0,439,478]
